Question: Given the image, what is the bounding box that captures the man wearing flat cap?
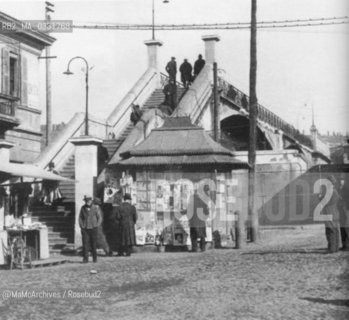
[79,195,102,263]
[114,193,138,256]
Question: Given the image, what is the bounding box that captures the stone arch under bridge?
[220,114,273,151]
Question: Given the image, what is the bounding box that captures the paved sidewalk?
[0,225,348,320]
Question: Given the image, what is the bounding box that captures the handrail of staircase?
[218,76,313,148]
[189,83,213,124]
[35,113,85,168]
[35,113,109,169]
[172,65,212,123]
[106,69,158,131]
[159,72,185,89]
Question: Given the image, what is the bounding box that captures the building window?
[9,56,18,97]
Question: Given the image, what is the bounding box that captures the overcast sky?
[1,0,348,134]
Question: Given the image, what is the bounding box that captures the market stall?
[0,162,72,266]
[107,117,249,249]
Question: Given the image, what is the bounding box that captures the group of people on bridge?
[165,54,206,88]
[128,54,206,126]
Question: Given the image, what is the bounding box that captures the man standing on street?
[165,57,177,82]
[339,176,349,250]
[187,187,210,252]
[115,193,138,256]
[318,176,340,253]
[79,195,102,263]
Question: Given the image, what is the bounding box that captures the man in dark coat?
[241,94,249,110]
[193,54,205,79]
[227,85,237,102]
[162,79,177,111]
[187,188,210,252]
[130,104,143,126]
[318,176,340,253]
[339,177,349,250]
[115,193,138,256]
[165,57,177,82]
[179,59,193,88]
[79,195,102,263]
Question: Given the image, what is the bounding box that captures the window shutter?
[15,56,20,98]
[1,48,10,95]
[21,55,28,105]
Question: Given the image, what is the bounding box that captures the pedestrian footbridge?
[33,35,330,252]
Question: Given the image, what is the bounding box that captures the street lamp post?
[63,56,90,136]
[152,0,169,40]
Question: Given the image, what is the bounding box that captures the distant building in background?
[319,133,348,149]
[0,11,55,163]
[325,135,349,164]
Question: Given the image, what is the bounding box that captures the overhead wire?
[70,16,349,31]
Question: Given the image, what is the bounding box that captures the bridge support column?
[144,39,163,85]
[70,136,103,248]
[202,35,220,64]
[144,39,163,69]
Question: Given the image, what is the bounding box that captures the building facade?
[0,11,55,163]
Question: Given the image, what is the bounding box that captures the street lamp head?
[63,69,74,75]
[163,0,169,3]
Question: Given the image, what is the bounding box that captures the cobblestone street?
[0,225,348,320]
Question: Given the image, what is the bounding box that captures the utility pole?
[213,62,220,142]
[248,0,259,243]
[45,1,54,146]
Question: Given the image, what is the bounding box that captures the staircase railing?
[35,113,109,170]
[218,77,313,149]
[172,65,213,124]
[106,68,159,139]
[159,72,187,106]
[159,72,184,89]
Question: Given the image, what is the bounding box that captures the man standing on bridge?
[179,58,193,88]
[193,54,205,79]
[165,57,177,82]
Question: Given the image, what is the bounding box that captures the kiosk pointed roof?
[110,117,249,169]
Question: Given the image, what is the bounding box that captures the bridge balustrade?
[218,77,313,148]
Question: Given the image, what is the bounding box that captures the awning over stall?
[0,162,72,182]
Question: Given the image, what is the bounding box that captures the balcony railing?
[0,100,15,117]
[218,77,313,149]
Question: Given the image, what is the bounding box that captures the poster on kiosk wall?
[135,211,157,245]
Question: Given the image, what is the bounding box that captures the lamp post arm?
[65,56,90,136]
[66,56,89,72]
